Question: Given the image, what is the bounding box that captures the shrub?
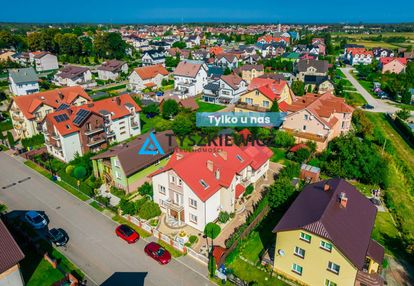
[21,134,45,148]
[119,198,138,215]
[204,223,221,239]
[138,200,161,220]
[65,165,75,175]
[95,195,110,207]
[189,235,198,244]
[244,184,254,196]
[110,186,126,199]
[73,165,87,180]
[218,211,230,223]
[138,182,153,197]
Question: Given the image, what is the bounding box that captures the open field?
[332,32,414,49]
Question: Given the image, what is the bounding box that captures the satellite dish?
[278,249,285,256]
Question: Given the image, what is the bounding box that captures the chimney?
[207,160,214,172]
[58,92,64,100]
[323,183,330,192]
[116,97,121,105]
[218,150,227,160]
[339,192,348,208]
[176,153,184,160]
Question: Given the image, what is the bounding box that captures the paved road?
[0,153,213,286]
[340,67,414,116]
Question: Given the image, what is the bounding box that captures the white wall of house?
[34,54,59,72]
[60,132,82,162]
[111,112,141,143]
[250,160,270,182]
[128,71,166,91]
[97,70,119,81]
[174,67,208,96]
[9,77,39,96]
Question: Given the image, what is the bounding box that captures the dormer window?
[236,154,244,162]
[200,179,209,189]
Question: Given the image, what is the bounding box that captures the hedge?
[57,169,94,197]
[393,116,414,146]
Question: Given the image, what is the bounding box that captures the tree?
[396,109,410,121]
[208,254,216,278]
[54,33,81,56]
[138,182,153,197]
[352,109,373,138]
[162,99,179,119]
[273,130,295,148]
[138,201,161,220]
[142,103,160,117]
[223,67,232,75]
[73,165,87,180]
[172,113,195,136]
[172,41,186,49]
[268,177,296,210]
[307,85,313,93]
[204,223,221,239]
[270,99,279,112]
[291,80,305,96]
[94,32,126,59]
[6,131,14,148]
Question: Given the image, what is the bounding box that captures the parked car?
[362,104,374,110]
[115,224,139,244]
[144,242,171,264]
[48,228,69,246]
[25,211,47,229]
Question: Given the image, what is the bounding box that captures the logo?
[138,132,165,155]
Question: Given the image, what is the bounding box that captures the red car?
[115,224,139,243]
[144,242,171,264]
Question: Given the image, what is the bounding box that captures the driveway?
[340,67,414,115]
[0,152,212,286]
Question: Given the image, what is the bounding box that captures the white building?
[29,52,59,72]
[54,65,94,87]
[97,60,128,81]
[173,60,208,97]
[150,144,272,231]
[203,74,247,104]
[128,64,169,91]
[142,50,166,66]
[8,67,39,96]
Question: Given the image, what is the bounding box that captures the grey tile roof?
[9,67,39,84]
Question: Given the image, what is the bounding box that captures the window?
[300,232,311,243]
[263,101,269,107]
[178,179,182,186]
[320,241,333,252]
[200,179,209,189]
[236,154,244,162]
[303,125,307,131]
[294,246,305,258]
[115,171,121,179]
[189,213,198,223]
[170,176,175,183]
[292,263,303,275]
[159,199,166,207]
[327,262,340,274]
[189,198,197,209]
[120,131,126,135]
[325,279,337,286]
[159,185,166,195]
[304,114,309,120]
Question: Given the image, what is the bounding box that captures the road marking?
[18,177,31,183]
[2,182,16,189]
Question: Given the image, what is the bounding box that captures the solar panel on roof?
[54,114,69,123]
[73,109,90,126]
[56,103,70,111]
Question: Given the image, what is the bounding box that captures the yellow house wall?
[274,229,358,286]
[240,89,272,108]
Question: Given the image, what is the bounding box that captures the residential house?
[29,51,59,72]
[142,49,166,66]
[372,48,394,59]
[281,92,354,151]
[215,54,239,70]
[0,51,15,62]
[186,35,201,48]
[273,178,384,286]
[160,96,199,111]
[0,220,25,286]
[379,57,407,74]
[8,67,39,96]
[234,64,264,83]
[173,60,208,97]
[92,130,177,193]
[295,59,329,82]
[97,60,128,81]
[209,46,224,57]
[54,65,94,87]
[257,35,290,46]
[207,65,224,80]
[242,54,262,65]
[344,48,374,65]
[257,43,286,58]
[281,52,301,63]
[202,74,247,104]
[43,94,141,162]
[150,143,273,231]
[9,86,91,139]
[128,64,169,91]
[303,75,334,93]
[235,78,294,113]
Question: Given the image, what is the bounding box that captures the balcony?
[235,102,269,112]
[12,115,24,123]
[165,199,184,212]
[85,126,104,136]
[168,182,183,193]
[87,137,106,147]
[282,127,328,143]
[106,130,115,137]
[51,133,60,140]
[130,120,139,129]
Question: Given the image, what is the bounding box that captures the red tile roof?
[13,86,91,120]
[221,74,244,90]
[134,64,168,81]
[235,184,245,198]
[150,143,272,202]
[46,94,141,136]
[248,78,289,101]
[379,57,407,65]
[209,46,224,56]
[289,143,309,152]
[346,48,374,57]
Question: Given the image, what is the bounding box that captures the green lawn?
[90,201,104,211]
[0,119,13,132]
[158,240,183,258]
[343,92,367,106]
[371,212,401,256]
[270,147,286,163]
[23,255,64,286]
[195,98,225,112]
[52,248,84,280]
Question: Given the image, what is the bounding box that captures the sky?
[1,0,414,24]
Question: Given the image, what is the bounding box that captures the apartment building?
[273,178,384,286]
[150,143,272,231]
[281,92,354,151]
[29,51,59,72]
[173,60,208,97]
[9,86,91,139]
[43,94,141,162]
[8,67,39,96]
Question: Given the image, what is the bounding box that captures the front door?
[170,210,178,220]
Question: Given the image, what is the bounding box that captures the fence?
[123,214,187,254]
[187,247,209,265]
[218,205,270,267]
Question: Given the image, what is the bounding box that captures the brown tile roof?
[297,59,329,73]
[286,92,354,128]
[367,239,385,264]
[173,60,205,78]
[12,86,91,120]
[91,130,177,176]
[238,64,264,72]
[134,64,169,81]
[97,60,126,72]
[0,219,25,273]
[221,74,244,90]
[273,178,383,270]
[57,65,90,79]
